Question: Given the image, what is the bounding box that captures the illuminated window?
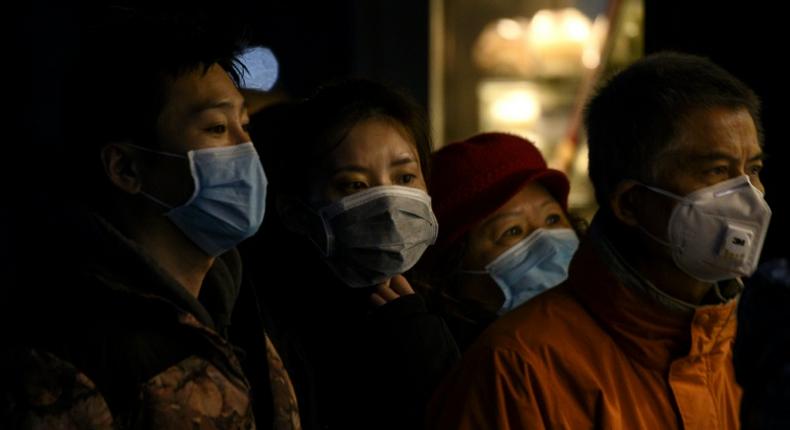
[430,0,644,218]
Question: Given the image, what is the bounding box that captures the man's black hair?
[584,52,761,209]
[61,5,249,207]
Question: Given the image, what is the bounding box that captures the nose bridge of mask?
[124,143,194,210]
[683,175,756,202]
[343,202,434,248]
[638,176,760,208]
[486,228,578,275]
[123,142,189,160]
[320,185,434,219]
[317,186,437,257]
[485,228,548,274]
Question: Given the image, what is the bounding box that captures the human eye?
[747,162,763,177]
[500,225,524,240]
[545,213,562,226]
[399,173,417,185]
[335,180,369,195]
[704,165,729,178]
[205,124,227,134]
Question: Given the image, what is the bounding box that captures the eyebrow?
[330,165,369,176]
[391,155,418,167]
[330,155,418,176]
[750,152,767,162]
[480,199,558,229]
[189,98,247,117]
[690,151,766,164]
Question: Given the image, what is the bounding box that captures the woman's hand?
[370,274,415,307]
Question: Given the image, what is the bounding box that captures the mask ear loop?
[319,211,335,258]
[636,224,677,249]
[455,268,511,315]
[287,198,334,258]
[121,143,189,212]
[455,230,545,313]
[632,181,691,251]
[139,191,175,211]
[122,143,188,159]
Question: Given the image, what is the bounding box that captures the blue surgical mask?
[130,142,267,257]
[463,228,579,315]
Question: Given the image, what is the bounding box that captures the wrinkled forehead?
[663,107,760,158]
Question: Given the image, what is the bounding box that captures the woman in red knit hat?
[415,132,584,351]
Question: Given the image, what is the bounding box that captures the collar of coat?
[566,215,740,371]
[77,212,243,337]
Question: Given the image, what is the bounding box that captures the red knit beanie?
[430,132,570,249]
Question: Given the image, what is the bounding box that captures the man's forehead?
[187,95,246,116]
[678,106,758,136]
[671,107,758,145]
[163,65,245,115]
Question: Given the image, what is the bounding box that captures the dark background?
[6,0,787,286]
[644,0,788,262]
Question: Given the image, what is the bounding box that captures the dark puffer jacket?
[1,214,267,429]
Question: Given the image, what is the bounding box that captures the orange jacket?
[427,239,741,430]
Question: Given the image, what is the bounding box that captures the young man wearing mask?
[2,8,299,430]
[428,52,769,430]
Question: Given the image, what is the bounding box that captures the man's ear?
[100,143,143,194]
[609,180,644,227]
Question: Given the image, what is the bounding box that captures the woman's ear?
[609,180,644,227]
[100,142,142,194]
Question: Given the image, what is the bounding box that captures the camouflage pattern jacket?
[2,215,262,429]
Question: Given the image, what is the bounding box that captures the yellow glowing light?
[582,47,600,69]
[496,18,523,40]
[489,90,541,124]
[474,8,610,78]
[530,10,555,42]
[562,10,591,41]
